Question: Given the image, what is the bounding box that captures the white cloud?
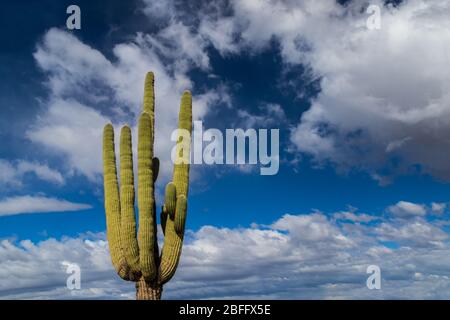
[199,15,240,55]
[283,0,450,181]
[31,28,229,183]
[1,206,450,299]
[272,213,354,246]
[145,22,210,71]
[0,159,64,187]
[0,235,129,299]
[0,160,21,187]
[141,0,176,21]
[387,201,427,218]
[142,0,450,182]
[27,99,109,182]
[431,202,446,215]
[0,196,92,217]
[334,211,379,223]
[237,103,287,128]
[375,219,448,248]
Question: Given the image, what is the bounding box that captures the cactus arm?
[173,91,192,197]
[174,195,187,235]
[158,220,182,284]
[103,124,130,280]
[164,182,177,219]
[158,91,192,285]
[119,126,141,280]
[137,113,158,281]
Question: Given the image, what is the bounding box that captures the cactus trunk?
[102,72,192,300]
[136,278,162,300]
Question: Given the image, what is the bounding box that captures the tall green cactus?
[102,72,192,300]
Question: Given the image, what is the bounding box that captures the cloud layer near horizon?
[1,203,450,299]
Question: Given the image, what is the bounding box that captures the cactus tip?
[104,123,114,132]
[121,123,131,130]
[139,112,151,120]
[167,181,175,188]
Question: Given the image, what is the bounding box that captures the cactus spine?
[102,72,192,300]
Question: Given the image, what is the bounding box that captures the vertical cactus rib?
[136,278,162,300]
[159,91,192,285]
[103,124,129,280]
[137,113,157,281]
[119,126,140,279]
[143,72,155,145]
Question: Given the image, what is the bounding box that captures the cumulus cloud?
[431,202,447,215]
[0,196,92,217]
[376,218,448,248]
[1,206,450,299]
[285,0,450,180]
[0,235,129,299]
[237,103,287,128]
[0,159,64,187]
[272,213,354,246]
[141,0,176,21]
[27,99,109,182]
[334,210,380,223]
[387,201,427,218]
[31,27,228,183]
[141,0,450,182]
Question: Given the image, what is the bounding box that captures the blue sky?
[1,0,450,299]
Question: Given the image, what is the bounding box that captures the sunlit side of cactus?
[102,72,192,300]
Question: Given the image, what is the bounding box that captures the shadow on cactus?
[102,72,192,300]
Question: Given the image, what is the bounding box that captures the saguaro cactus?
[102,72,192,300]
